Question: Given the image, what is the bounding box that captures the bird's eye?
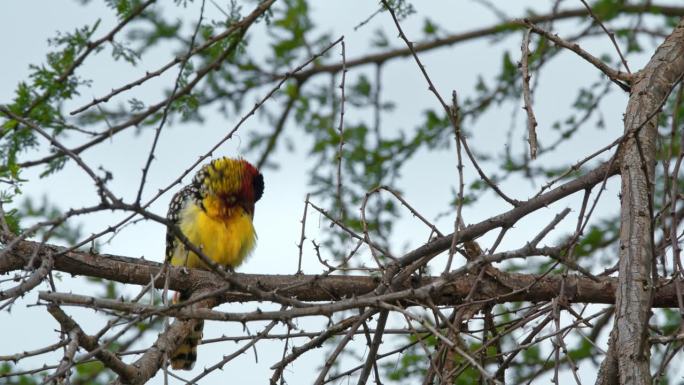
[253,173,264,202]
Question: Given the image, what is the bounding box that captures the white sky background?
[0,0,677,384]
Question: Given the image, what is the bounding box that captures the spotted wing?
[165,184,198,263]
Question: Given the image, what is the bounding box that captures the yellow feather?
[171,198,256,269]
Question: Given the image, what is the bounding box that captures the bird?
[165,157,264,370]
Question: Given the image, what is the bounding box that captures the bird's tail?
[170,292,204,370]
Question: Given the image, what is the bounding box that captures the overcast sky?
[1,1,672,383]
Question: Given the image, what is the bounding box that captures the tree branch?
[46,304,136,382]
[289,4,684,82]
[603,16,684,385]
[0,239,679,309]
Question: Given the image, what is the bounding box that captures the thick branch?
[0,253,52,300]
[0,239,682,308]
[607,17,684,385]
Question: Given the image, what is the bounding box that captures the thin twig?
[296,194,310,274]
[356,310,389,385]
[336,39,348,219]
[579,0,632,74]
[521,28,539,159]
[135,0,207,204]
[520,18,631,90]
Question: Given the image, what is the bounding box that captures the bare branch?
[289,4,684,81]
[579,0,632,74]
[336,40,347,219]
[521,28,539,159]
[46,304,136,382]
[520,19,632,91]
[5,246,682,311]
[19,0,278,169]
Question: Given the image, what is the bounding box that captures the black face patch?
[253,173,264,202]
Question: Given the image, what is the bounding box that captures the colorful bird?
[165,157,264,370]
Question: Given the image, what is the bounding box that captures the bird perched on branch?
[165,157,264,370]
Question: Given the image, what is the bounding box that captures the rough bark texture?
[595,332,619,385]
[113,297,217,385]
[609,18,684,385]
[6,239,684,308]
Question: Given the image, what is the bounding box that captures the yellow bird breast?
[171,200,256,269]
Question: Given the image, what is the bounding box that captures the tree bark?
[601,17,684,385]
[5,239,684,308]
